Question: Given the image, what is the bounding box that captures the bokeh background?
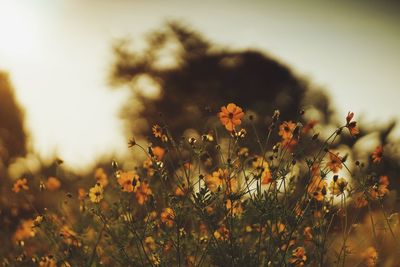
[0,0,399,172]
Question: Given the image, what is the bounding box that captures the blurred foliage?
[0,72,26,170]
[109,21,334,138]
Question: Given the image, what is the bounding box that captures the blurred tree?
[0,71,26,171]
[109,21,333,139]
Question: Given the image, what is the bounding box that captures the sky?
[0,0,399,171]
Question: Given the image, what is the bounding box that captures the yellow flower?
[144,236,157,252]
[12,178,29,193]
[329,177,348,196]
[89,183,104,203]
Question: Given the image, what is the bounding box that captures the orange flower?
[46,176,61,191]
[78,188,86,201]
[288,247,307,266]
[135,181,152,205]
[226,199,243,216]
[307,175,327,202]
[39,256,57,267]
[175,183,188,196]
[152,146,165,161]
[302,120,318,134]
[326,152,342,173]
[353,192,368,208]
[345,111,359,136]
[279,121,297,140]
[303,227,313,241]
[60,225,81,247]
[161,208,175,227]
[205,169,226,192]
[12,219,36,242]
[95,167,109,187]
[12,178,29,193]
[371,146,383,164]
[361,246,378,267]
[218,103,244,131]
[252,156,272,185]
[369,175,389,199]
[213,225,230,241]
[279,121,298,149]
[118,171,141,193]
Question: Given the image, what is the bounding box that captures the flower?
[302,120,318,134]
[152,124,163,138]
[128,137,136,148]
[12,219,36,242]
[329,177,348,196]
[326,152,342,173]
[288,247,307,266]
[279,121,299,149]
[12,178,29,193]
[213,225,229,241]
[308,175,327,202]
[361,246,378,267]
[118,171,141,193]
[371,146,383,164]
[345,111,359,136]
[152,146,165,161]
[303,227,313,241]
[369,175,389,199]
[226,199,243,216]
[252,156,272,185]
[218,103,244,131]
[144,236,157,252]
[46,177,61,191]
[205,169,226,192]
[60,225,81,246]
[135,181,152,205]
[39,256,57,267]
[95,167,109,187]
[89,183,104,203]
[161,208,175,227]
[33,215,44,227]
[279,121,297,140]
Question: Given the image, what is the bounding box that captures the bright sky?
[0,0,399,171]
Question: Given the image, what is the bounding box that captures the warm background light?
[0,0,399,171]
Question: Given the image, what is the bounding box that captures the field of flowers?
[2,103,399,266]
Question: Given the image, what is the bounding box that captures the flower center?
[228,112,234,119]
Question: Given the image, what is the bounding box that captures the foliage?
[3,104,400,267]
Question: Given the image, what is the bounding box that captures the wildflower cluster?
[5,103,399,266]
